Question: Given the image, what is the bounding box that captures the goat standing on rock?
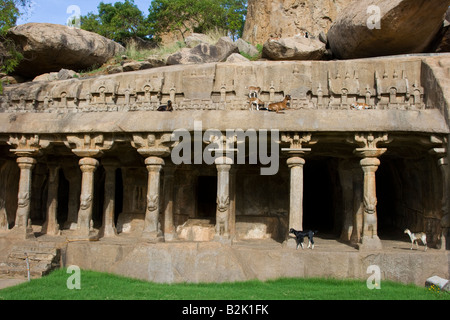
[268,95,291,113]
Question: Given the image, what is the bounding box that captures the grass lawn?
[0,268,449,300]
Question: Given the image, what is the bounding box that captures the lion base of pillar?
[213,234,232,244]
[357,235,383,250]
[6,226,35,240]
[141,231,164,243]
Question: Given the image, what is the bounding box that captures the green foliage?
[0,0,29,92]
[148,0,247,42]
[80,0,247,48]
[0,268,448,300]
[80,0,152,45]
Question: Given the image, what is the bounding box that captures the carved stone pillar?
[100,159,118,238]
[65,134,114,237]
[438,156,450,250]
[215,156,233,241]
[76,157,99,237]
[162,164,176,241]
[287,156,306,233]
[229,166,237,239]
[8,134,49,239]
[429,142,449,250]
[144,156,164,240]
[353,133,390,250]
[350,166,364,245]
[281,133,314,248]
[131,133,173,241]
[14,157,37,239]
[42,164,60,235]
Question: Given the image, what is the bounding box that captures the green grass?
[1,268,449,300]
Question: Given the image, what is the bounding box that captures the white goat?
[404,229,427,251]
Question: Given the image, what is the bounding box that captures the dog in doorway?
[289,228,318,250]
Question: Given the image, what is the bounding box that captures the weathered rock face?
[167,37,239,65]
[431,7,450,53]
[262,36,327,60]
[327,0,450,59]
[7,23,125,78]
[242,0,352,45]
[184,33,211,48]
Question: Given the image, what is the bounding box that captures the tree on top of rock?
[148,0,247,42]
[81,0,152,45]
[0,0,30,86]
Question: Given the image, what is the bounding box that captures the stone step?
[0,262,53,278]
[0,244,61,279]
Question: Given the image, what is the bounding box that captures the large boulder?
[7,23,125,78]
[167,37,238,65]
[327,0,450,59]
[262,36,327,61]
[242,0,353,45]
[184,33,211,48]
[235,38,259,58]
[430,7,450,53]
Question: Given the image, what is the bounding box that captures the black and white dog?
[289,228,318,250]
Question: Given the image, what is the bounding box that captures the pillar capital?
[281,132,314,157]
[287,156,306,168]
[132,133,172,158]
[65,134,114,158]
[353,132,391,149]
[215,156,233,174]
[360,157,381,168]
[16,156,37,169]
[145,156,165,175]
[8,134,50,157]
[79,157,99,172]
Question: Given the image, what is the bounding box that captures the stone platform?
[2,231,447,287]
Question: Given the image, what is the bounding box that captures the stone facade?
[0,55,449,253]
[0,58,431,114]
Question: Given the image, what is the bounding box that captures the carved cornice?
[131,133,173,157]
[8,134,50,157]
[64,134,114,157]
[204,134,238,158]
[352,132,391,158]
[281,132,315,156]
